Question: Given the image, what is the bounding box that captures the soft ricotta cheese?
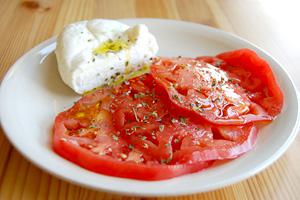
[55,19,159,94]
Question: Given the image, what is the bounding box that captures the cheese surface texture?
[55,19,159,94]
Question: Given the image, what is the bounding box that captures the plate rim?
[0,18,299,197]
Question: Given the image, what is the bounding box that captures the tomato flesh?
[53,74,256,180]
[53,49,283,180]
[151,52,282,125]
[197,48,283,117]
[53,75,214,180]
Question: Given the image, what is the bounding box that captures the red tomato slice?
[172,123,257,163]
[53,49,282,180]
[197,48,283,117]
[54,112,212,180]
[151,54,279,125]
[53,76,212,180]
[108,75,258,164]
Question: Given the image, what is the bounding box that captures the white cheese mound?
[55,19,159,94]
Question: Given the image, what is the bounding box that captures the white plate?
[0,18,299,197]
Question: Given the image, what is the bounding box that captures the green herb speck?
[112,135,119,141]
[159,125,164,132]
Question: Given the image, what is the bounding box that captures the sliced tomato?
[197,48,283,117]
[172,123,257,163]
[108,75,257,164]
[151,54,279,125]
[53,50,283,180]
[110,75,172,160]
[54,112,212,180]
[53,76,212,180]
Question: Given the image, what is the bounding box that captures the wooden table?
[0,0,299,199]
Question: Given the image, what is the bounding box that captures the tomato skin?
[53,112,212,180]
[53,76,213,180]
[151,56,274,126]
[172,124,257,163]
[53,49,283,180]
[199,49,283,116]
[54,141,212,180]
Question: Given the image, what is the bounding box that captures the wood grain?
[0,0,300,199]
